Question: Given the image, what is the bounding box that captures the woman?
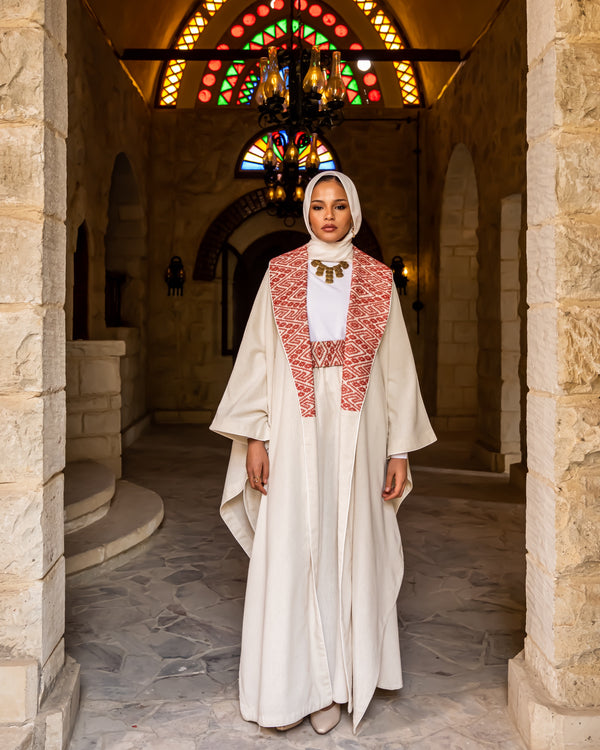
[210,171,435,734]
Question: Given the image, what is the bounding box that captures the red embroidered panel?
[269,247,315,418]
[311,339,345,368]
[269,246,392,418]
[342,251,393,412]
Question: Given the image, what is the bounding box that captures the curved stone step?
[65,481,164,575]
[64,461,116,534]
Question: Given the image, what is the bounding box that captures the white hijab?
[303,171,362,263]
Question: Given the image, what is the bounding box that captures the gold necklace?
[311,259,349,284]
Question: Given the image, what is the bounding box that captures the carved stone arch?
[193,188,383,282]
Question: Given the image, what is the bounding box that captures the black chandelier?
[254,0,347,218]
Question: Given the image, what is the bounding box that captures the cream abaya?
[210,171,436,730]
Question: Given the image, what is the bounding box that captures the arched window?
[158,0,420,108]
[236,129,337,174]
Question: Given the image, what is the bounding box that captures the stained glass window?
[157,0,420,108]
[238,131,337,173]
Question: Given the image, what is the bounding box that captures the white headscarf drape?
[303,171,363,262]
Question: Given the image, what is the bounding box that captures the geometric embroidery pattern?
[269,246,392,417]
[269,247,315,417]
[341,251,392,411]
[311,339,345,369]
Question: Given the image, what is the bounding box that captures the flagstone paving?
[67,425,527,749]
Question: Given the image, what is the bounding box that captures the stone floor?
[66,426,527,749]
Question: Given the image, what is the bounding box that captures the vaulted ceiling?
[87,0,506,105]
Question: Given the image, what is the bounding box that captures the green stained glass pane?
[315,32,328,45]
[218,94,229,105]
[342,64,353,76]
[221,80,232,91]
[347,79,358,91]
[351,94,362,104]
[225,65,237,78]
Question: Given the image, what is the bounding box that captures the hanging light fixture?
[255,0,347,219]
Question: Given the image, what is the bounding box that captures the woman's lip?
[322,225,337,231]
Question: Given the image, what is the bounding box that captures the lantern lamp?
[165,255,186,296]
[391,256,409,295]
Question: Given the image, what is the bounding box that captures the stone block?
[527,225,557,305]
[525,556,556,662]
[500,259,519,291]
[66,434,120,463]
[556,131,600,217]
[0,307,65,393]
[526,473,557,574]
[41,637,64,702]
[0,474,63,579]
[554,397,600,479]
[527,0,556,63]
[556,220,600,300]
[66,412,82,438]
[0,0,67,51]
[555,0,600,39]
[527,46,556,139]
[0,28,67,134]
[526,392,556,481]
[0,556,64,664]
[79,358,121,395]
[500,291,520,320]
[0,390,65,484]
[557,306,600,393]
[83,410,121,435]
[556,45,600,129]
[0,658,38,723]
[527,306,558,393]
[527,140,557,225]
[67,395,109,414]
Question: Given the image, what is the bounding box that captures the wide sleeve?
[382,287,437,455]
[209,271,273,444]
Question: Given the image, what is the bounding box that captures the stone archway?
[436,143,479,431]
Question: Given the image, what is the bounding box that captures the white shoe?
[310,702,341,734]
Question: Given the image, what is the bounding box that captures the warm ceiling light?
[357,58,371,71]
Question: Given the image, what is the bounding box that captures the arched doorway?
[437,143,479,431]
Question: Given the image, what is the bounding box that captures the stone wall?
[422,0,527,457]
[66,340,125,477]
[148,109,424,417]
[67,0,151,434]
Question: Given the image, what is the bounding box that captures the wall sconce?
[390,256,409,295]
[165,256,186,296]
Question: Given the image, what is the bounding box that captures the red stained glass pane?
[308,4,322,16]
[257,4,270,15]
[217,43,229,49]
[272,0,285,9]
[208,60,222,71]
[322,13,336,25]
[368,89,381,102]
[350,42,362,50]
[231,25,245,37]
[363,72,377,86]
[198,89,212,102]
[222,89,233,102]
[243,13,256,25]
[334,24,348,37]
[203,73,216,86]
[294,0,308,8]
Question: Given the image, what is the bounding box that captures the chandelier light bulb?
[302,46,326,95]
[254,57,268,105]
[357,58,372,71]
[306,133,321,171]
[283,140,299,165]
[274,184,286,202]
[264,45,286,99]
[263,132,278,168]
[327,51,346,105]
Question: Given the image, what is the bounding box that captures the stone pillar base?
[509,651,600,750]
[0,657,80,750]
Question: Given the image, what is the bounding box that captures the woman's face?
[308,179,353,243]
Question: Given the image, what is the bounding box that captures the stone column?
[0,1,79,748]
[508,0,600,746]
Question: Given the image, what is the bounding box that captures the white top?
[306,260,408,460]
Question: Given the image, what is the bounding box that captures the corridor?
[67,426,526,749]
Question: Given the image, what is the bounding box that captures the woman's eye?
[311,205,322,211]
[335,204,348,210]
